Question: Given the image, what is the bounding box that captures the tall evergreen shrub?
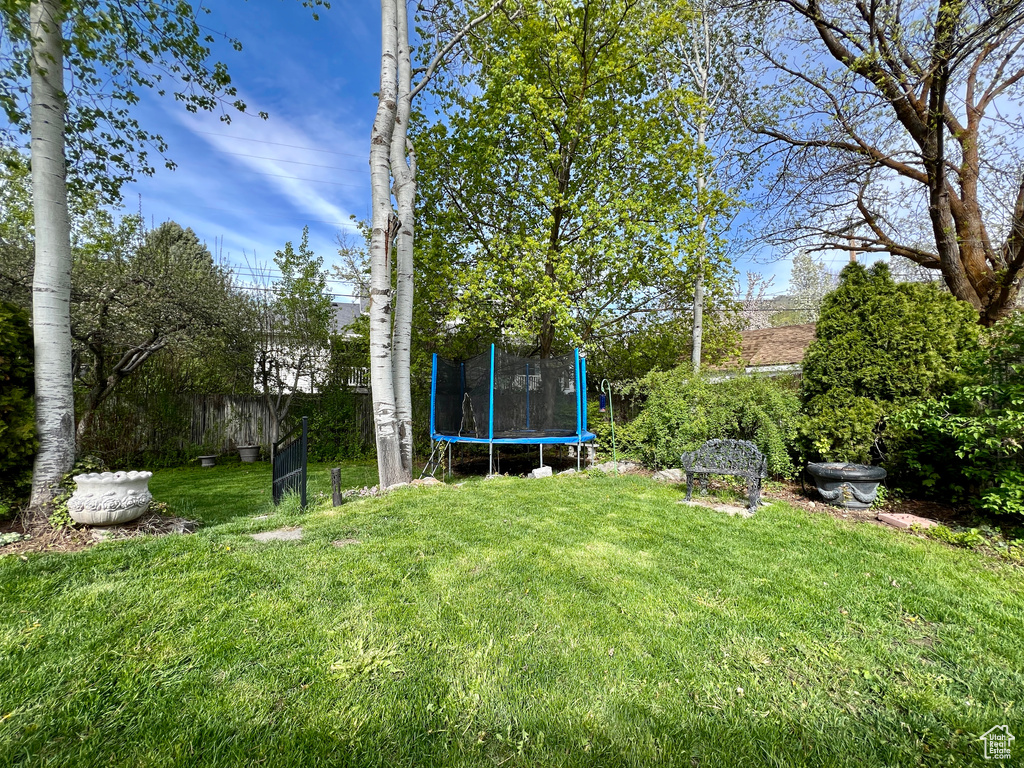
[799,262,978,463]
[0,301,36,497]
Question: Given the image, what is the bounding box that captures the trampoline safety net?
[433,348,582,440]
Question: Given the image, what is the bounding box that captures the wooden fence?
[82,391,374,461]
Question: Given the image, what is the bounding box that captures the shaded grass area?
[1,464,1023,766]
[149,460,380,525]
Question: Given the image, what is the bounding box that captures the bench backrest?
[682,439,766,478]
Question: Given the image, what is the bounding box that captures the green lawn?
[1,462,1022,767]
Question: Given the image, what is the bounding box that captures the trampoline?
[424,344,596,477]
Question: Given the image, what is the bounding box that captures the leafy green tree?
[661,0,753,372]
[0,153,33,307]
[251,228,332,451]
[799,262,980,463]
[71,219,246,442]
[770,252,836,326]
[1,163,252,448]
[0,0,277,517]
[0,301,36,498]
[416,0,739,368]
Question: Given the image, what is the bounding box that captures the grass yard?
[1,462,1023,767]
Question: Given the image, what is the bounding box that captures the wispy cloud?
[173,102,367,231]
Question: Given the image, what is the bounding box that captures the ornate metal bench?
[681,439,767,510]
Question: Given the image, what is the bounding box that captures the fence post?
[300,416,308,510]
[331,467,342,506]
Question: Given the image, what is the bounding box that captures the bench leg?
[748,478,761,510]
[685,472,694,501]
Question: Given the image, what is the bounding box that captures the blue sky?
[121,1,382,302]
[118,1,818,301]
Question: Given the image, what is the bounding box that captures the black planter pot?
[806,462,887,509]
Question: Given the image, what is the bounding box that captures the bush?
[618,366,801,476]
[301,388,374,462]
[799,262,979,464]
[0,301,36,497]
[893,312,1024,516]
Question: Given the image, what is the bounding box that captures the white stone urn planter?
[67,471,153,526]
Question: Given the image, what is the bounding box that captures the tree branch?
[408,2,517,101]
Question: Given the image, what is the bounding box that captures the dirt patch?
[251,527,303,542]
[332,538,361,548]
[0,523,95,557]
[764,479,965,527]
[677,499,754,518]
[0,512,200,558]
[89,513,199,541]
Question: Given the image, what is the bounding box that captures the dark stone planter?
[199,455,218,468]
[807,462,887,509]
[238,445,261,463]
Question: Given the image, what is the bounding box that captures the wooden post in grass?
[331,468,342,507]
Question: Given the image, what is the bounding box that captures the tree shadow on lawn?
[149,461,379,527]
[5,666,988,767]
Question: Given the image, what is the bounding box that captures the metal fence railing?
[272,417,308,508]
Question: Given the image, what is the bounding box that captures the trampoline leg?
[577,441,581,471]
[540,445,544,467]
[489,442,493,477]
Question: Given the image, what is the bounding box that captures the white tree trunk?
[691,124,708,373]
[370,1,503,486]
[28,0,76,515]
[369,0,406,489]
[691,266,704,371]
[390,0,415,476]
[689,8,712,375]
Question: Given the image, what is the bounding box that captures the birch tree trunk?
[691,120,708,373]
[688,6,711,374]
[672,0,740,371]
[370,1,506,487]
[28,0,76,516]
[369,0,406,489]
[390,0,416,477]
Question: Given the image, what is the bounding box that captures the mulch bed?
[765,479,966,528]
[0,512,199,558]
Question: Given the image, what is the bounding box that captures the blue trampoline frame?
[427,344,596,476]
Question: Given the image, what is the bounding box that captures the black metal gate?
[272,417,308,508]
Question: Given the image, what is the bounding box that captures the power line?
[239,170,366,188]
[217,149,370,174]
[231,283,362,299]
[192,129,367,159]
[230,267,361,286]
[175,204,361,228]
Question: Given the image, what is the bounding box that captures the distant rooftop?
[331,301,363,334]
[719,323,817,370]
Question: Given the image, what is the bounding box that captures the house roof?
[731,323,817,368]
[330,302,363,334]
